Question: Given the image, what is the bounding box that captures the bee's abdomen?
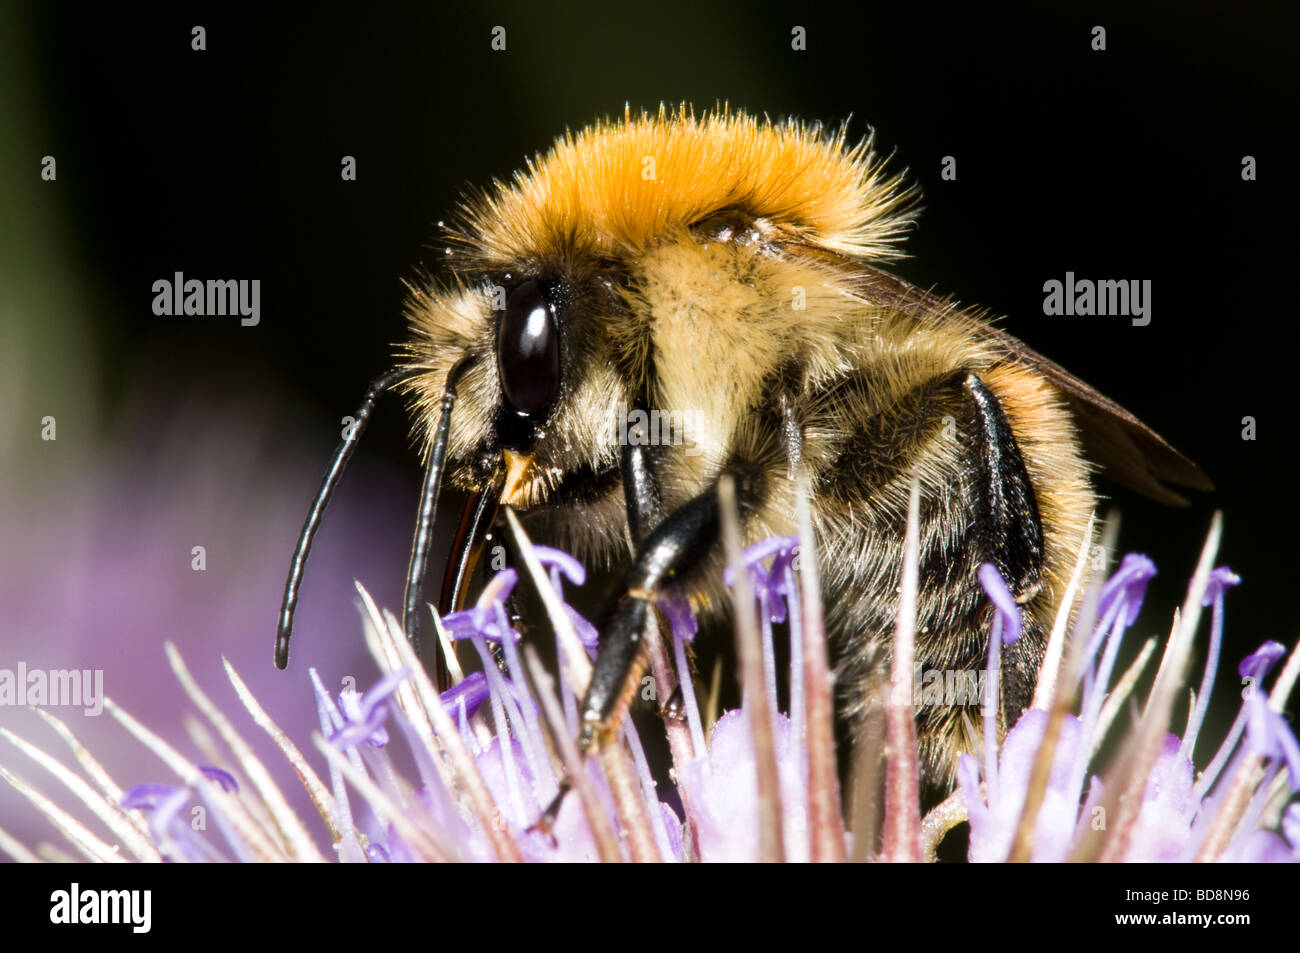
[806,358,1092,785]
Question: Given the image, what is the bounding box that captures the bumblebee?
[275,106,1208,784]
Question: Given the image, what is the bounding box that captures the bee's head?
[404,107,915,510]
[401,257,630,514]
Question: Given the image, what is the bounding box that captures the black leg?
[962,373,1046,724]
[963,373,1044,605]
[620,398,665,545]
[579,473,752,749]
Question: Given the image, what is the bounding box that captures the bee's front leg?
[620,398,666,545]
[577,463,753,750]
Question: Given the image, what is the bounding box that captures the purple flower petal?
[657,592,699,643]
[1283,803,1300,850]
[768,542,802,580]
[1097,553,1157,629]
[442,606,509,642]
[963,709,1084,862]
[722,536,798,585]
[532,546,587,587]
[439,671,490,719]
[567,605,600,649]
[150,786,200,852]
[1125,734,1197,861]
[331,707,390,749]
[385,825,418,863]
[1239,641,1287,681]
[1238,643,1300,792]
[1220,830,1298,863]
[360,668,410,718]
[199,765,239,793]
[978,563,1021,644]
[1245,703,1300,793]
[678,708,808,862]
[1201,566,1241,607]
[332,668,410,749]
[724,536,800,628]
[1278,721,1300,793]
[477,568,519,609]
[121,783,203,856]
[121,783,184,811]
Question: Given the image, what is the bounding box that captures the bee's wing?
[833,260,1213,505]
[973,323,1212,505]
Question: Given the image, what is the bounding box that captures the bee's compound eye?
[497,279,561,416]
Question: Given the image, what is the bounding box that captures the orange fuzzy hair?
[448,104,919,264]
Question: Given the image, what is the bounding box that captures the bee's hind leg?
[962,372,1046,730]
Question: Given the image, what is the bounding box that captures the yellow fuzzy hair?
[451,104,918,263]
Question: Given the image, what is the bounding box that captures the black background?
[5,0,1297,824]
[26,5,1299,648]
[5,861,1289,934]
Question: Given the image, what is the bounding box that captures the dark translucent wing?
[815,255,1213,505]
[971,323,1213,505]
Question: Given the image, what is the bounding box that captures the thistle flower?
[1,496,1296,863]
[957,526,1300,863]
[120,766,240,863]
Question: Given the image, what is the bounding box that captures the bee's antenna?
[275,365,425,670]
[402,356,476,681]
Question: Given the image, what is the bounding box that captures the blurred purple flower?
[3,496,1296,864]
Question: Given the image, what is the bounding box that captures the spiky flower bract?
[2,499,1296,863]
